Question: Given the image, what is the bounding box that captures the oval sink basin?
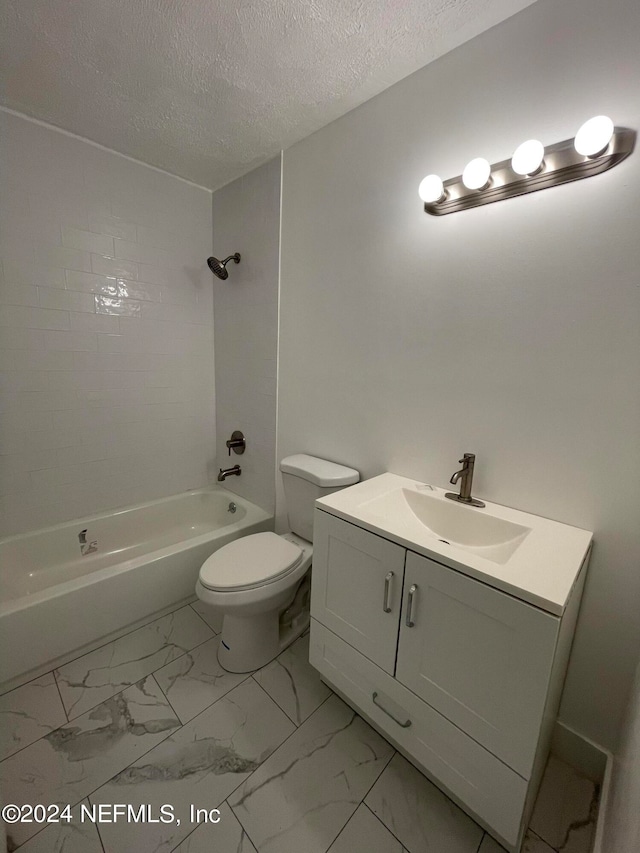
[403,489,529,551]
[316,472,594,615]
[361,487,531,564]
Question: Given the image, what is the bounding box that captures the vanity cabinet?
[396,551,558,778]
[311,511,405,674]
[310,507,589,853]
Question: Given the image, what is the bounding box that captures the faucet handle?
[226,430,246,456]
[460,453,475,464]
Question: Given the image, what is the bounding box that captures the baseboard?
[592,748,614,853]
[551,720,609,782]
[551,720,612,853]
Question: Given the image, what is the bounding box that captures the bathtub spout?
[218,465,241,481]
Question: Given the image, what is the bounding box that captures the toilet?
[196,454,359,672]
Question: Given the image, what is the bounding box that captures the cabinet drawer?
[310,618,527,847]
[397,552,559,778]
[311,510,405,674]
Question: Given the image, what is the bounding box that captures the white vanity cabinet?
[311,511,405,674]
[396,551,559,778]
[310,504,590,853]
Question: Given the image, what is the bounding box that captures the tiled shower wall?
[0,110,215,538]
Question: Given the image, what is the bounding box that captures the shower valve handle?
[226,431,246,455]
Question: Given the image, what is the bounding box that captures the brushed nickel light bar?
[419,116,635,216]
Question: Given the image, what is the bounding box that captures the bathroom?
[1,0,639,851]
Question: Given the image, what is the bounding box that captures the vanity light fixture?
[574,115,614,157]
[420,116,634,216]
[462,158,491,190]
[511,139,545,176]
[418,174,446,203]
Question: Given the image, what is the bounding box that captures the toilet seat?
[199,532,303,592]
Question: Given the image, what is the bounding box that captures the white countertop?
[316,473,593,615]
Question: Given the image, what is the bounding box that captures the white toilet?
[196,454,359,672]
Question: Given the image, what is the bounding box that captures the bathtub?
[0,487,272,688]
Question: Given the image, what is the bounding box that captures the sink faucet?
[218,464,241,482]
[445,453,485,508]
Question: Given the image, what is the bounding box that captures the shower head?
[207,253,241,280]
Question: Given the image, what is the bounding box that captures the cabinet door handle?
[372,692,412,728]
[405,584,418,627]
[383,571,394,613]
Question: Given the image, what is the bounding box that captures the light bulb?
[418,174,445,203]
[574,116,614,157]
[511,139,545,176]
[462,158,491,190]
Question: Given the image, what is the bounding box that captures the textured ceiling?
[0,0,537,189]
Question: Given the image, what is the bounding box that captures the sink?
[359,487,531,565]
[315,472,593,615]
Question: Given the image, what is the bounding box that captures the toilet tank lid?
[280,454,359,487]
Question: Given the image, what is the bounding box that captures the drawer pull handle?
[406,584,418,628]
[383,571,394,613]
[372,691,412,728]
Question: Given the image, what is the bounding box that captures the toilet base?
[217,607,310,673]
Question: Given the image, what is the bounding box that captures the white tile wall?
[0,110,214,537]
[211,156,281,512]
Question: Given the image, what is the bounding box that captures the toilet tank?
[280,454,359,542]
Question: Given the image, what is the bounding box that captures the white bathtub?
[0,487,272,687]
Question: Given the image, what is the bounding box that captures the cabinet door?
[310,619,527,847]
[311,510,405,674]
[396,552,559,777]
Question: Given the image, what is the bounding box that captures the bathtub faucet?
[78,529,98,556]
[218,465,241,482]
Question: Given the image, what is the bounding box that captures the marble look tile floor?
[0,601,600,853]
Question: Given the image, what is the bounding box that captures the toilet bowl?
[196,454,359,672]
[197,531,312,672]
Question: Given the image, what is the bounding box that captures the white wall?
[211,157,281,512]
[277,0,640,750]
[604,651,640,852]
[0,110,215,537]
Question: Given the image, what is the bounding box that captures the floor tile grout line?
[1,600,202,695]
[43,599,194,702]
[223,798,261,853]
[248,633,328,728]
[188,600,221,634]
[164,810,204,853]
[150,630,220,680]
[362,797,466,853]
[151,667,255,730]
[358,745,396,804]
[325,801,372,853]
[527,825,561,852]
[0,671,176,767]
[153,646,254,727]
[226,693,395,853]
[51,667,70,724]
[0,673,69,763]
[6,685,184,850]
[152,663,187,725]
[78,677,314,853]
[93,800,108,853]
[56,612,216,723]
[3,669,599,853]
[362,800,412,852]
[6,799,101,853]
[0,668,60,702]
[35,600,194,689]
[250,671,303,728]
[224,690,338,819]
